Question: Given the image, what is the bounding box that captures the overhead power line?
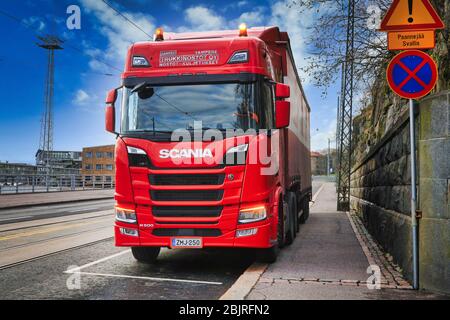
[101,0,153,39]
[0,8,122,73]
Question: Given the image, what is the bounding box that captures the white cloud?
[269,1,315,84]
[80,0,155,69]
[177,2,313,84]
[73,89,90,105]
[180,5,265,32]
[233,7,265,26]
[311,118,337,151]
[23,16,46,32]
[183,6,225,31]
[237,1,249,8]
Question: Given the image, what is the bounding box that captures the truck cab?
[105,26,311,263]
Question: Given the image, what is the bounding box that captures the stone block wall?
[417,91,450,294]
[350,91,450,294]
[350,106,415,281]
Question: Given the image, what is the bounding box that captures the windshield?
[120,82,274,134]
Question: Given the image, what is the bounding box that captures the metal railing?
[0,174,114,194]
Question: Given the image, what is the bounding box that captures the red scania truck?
[105,25,311,263]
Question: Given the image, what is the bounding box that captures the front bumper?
[114,221,273,249]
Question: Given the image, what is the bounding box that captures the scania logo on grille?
[159,149,213,159]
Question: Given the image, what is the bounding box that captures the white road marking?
[65,250,131,273]
[64,249,223,286]
[66,271,223,285]
[312,183,325,202]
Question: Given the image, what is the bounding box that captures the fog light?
[238,206,267,224]
[236,228,258,238]
[115,207,137,224]
[119,227,139,237]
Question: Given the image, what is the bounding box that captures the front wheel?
[285,192,297,246]
[258,245,279,263]
[131,247,160,263]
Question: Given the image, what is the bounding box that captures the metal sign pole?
[409,98,419,289]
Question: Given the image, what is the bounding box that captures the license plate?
[171,238,203,248]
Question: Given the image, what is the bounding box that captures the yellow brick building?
[81,145,115,186]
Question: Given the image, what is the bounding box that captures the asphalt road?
[0,199,114,224]
[0,239,256,299]
[0,179,326,300]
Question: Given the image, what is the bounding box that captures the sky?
[0,0,340,164]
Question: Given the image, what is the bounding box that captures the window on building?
[85,152,93,158]
[84,176,92,182]
[106,152,114,158]
[105,164,113,171]
[95,176,102,182]
[105,176,112,182]
[96,152,103,158]
[85,164,92,170]
[96,164,103,170]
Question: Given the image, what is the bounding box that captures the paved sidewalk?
[0,190,114,210]
[245,182,449,300]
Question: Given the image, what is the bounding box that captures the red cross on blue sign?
[387,50,438,99]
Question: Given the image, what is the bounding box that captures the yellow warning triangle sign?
[380,0,445,31]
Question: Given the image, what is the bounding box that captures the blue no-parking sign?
[387,50,438,100]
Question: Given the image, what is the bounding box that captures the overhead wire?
[0,8,122,73]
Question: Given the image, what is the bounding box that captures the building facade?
[81,145,115,186]
[0,162,37,175]
[35,150,82,171]
[311,151,327,175]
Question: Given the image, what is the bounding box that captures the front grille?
[153,206,222,217]
[151,190,223,201]
[152,228,222,237]
[149,174,224,185]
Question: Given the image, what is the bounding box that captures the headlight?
[127,146,151,167]
[127,146,147,154]
[224,144,248,166]
[132,56,150,67]
[238,206,267,224]
[115,207,137,224]
[227,50,249,64]
[226,144,248,154]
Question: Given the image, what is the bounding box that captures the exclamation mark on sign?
[408,0,414,23]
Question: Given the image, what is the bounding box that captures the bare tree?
[289,0,393,93]
[290,0,449,93]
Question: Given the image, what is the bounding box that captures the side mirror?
[275,83,290,99]
[105,89,117,134]
[275,100,290,129]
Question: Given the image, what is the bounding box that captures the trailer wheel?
[299,198,310,224]
[285,192,296,246]
[131,247,160,263]
[293,194,299,234]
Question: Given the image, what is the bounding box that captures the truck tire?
[293,193,299,234]
[131,247,160,263]
[285,192,296,246]
[277,198,286,249]
[259,245,279,263]
[299,198,310,224]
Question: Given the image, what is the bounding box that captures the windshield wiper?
[128,130,172,134]
[131,82,148,93]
